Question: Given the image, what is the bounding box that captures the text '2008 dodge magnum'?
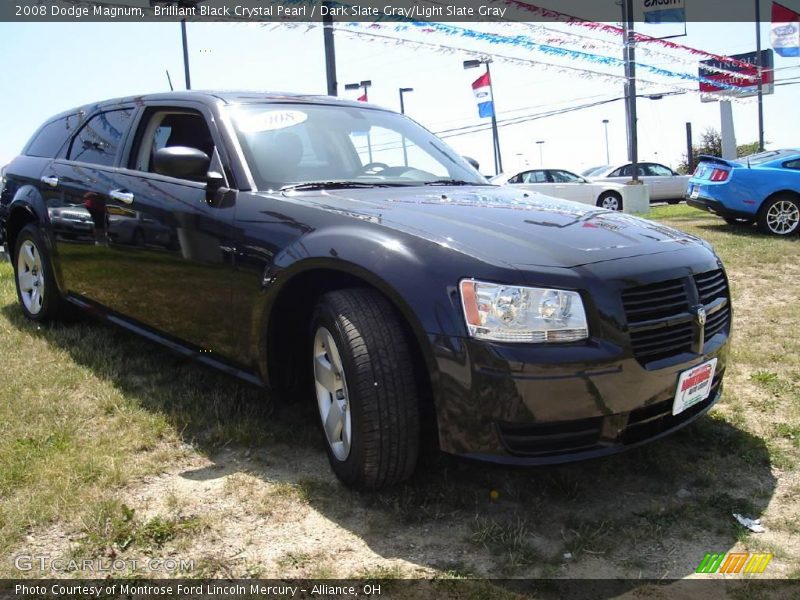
[0,92,731,489]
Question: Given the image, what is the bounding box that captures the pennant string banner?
[267,21,751,101]
[494,0,760,70]
[341,20,752,93]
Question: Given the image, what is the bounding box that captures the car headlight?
[459,279,588,343]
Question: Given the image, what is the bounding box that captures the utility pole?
[180,19,191,89]
[755,0,765,151]
[686,122,694,173]
[323,1,337,96]
[622,0,639,182]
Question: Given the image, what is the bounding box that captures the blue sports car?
[686,149,800,236]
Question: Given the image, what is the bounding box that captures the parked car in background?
[491,168,628,210]
[687,149,800,236]
[1,91,731,490]
[589,162,689,203]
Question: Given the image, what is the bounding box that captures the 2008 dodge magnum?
[0,92,730,489]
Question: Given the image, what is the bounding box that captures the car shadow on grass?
[2,303,778,588]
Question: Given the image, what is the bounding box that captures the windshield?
[228,103,487,190]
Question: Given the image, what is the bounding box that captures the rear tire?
[666,199,681,205]
[757,195,800,236]
[13,224,64,322]
[310,288,420,490]
[597,192,622,211]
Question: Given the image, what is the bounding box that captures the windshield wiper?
[422,179,483,186]
[280,181,407,191]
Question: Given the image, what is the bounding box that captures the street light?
[150,0,204,90]
[602,119,610,164]
[536,140,545,167]
[464,56,503,175]
[399,87,414,114]
[345,80,372,102]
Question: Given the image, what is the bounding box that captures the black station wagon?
[0,92,731,489]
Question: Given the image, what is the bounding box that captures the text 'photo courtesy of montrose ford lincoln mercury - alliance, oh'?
[0,92,732,490]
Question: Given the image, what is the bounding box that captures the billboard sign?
[699,50,775,102]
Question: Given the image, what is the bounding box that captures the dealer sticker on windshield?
[673,358,717,416]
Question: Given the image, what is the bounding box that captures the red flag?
[357,93,367,102]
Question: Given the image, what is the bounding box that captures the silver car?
[589,162,688,203]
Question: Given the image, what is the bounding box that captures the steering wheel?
[361,162,390,175]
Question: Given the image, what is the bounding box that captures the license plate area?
[673,358,717,416]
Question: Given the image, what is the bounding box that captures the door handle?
[109,189,134,204]
[40,176,59,188]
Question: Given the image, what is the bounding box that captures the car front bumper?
[430,333,728,465]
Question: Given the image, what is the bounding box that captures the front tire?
[666,199,681,205]
[310,288,420,490]
[597,192,622,211]
[13,224,64,322]
[757,195,800,236]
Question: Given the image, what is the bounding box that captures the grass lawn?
[0,204,798,580]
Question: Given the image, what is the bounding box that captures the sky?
[0,14,798,176]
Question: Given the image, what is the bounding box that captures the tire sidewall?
[309,300,367,485]
[13,224,58,322]
[758,196,800,236]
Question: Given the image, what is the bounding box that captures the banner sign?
[698,49,774,102]
[643,0,686,24]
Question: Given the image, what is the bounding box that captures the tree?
[676,127,762,174]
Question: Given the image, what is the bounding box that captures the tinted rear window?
[25,115,79,158]
[68,109,134,167]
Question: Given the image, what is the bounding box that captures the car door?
[41,107,138,304]
[103,103,239,358]
[549,169,593,204]
[647,162,686,199]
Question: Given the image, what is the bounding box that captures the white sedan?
[588,162,689,203]
[492,168,629,211]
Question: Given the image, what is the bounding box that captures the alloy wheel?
[17,240,45,315]
[766,200,800,235]
[600,195,620,211]
[313,326,352,461]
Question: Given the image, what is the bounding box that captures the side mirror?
[153,146,210,181]
[463,156,480,171]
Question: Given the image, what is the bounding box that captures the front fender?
[249,224,482,388]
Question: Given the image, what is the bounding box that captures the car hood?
[277,186,706,269]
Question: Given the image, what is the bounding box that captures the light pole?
[151,0,203,90]
[345,80,372,102]
[602,119,610,164]
[536,140,545,167]
[464,57,503,174]
[399,87,414,114]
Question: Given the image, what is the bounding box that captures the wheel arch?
[5,183,51,249]
[762,189,800,206]
[261,260,440,431]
